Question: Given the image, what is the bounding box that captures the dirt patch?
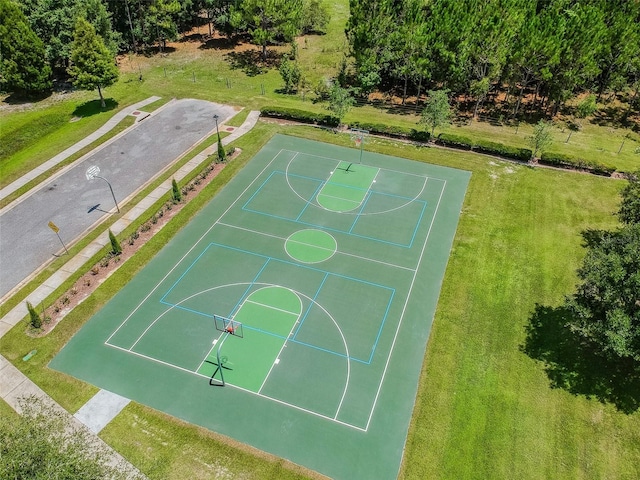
[29,150,240,337]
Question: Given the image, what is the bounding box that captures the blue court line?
[292,272,329,339]
[159,242,395,365]
[242,170,428,248]
[229,257,272,319]
[296,181,324,222]
[159,245,216,305]
[349,190,373,233]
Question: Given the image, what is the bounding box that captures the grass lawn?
[2,121,639,479]
[2,0,640,476]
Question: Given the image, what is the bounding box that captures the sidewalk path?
[0,107,261,479]
[0,96,161,203]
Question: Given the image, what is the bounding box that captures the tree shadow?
[2,90,53,104]
[198,35,242,51]
[72,98,118,118]
[522,304,640,414]
[225,49,281,77]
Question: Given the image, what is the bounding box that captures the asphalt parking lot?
[0,99,235,298]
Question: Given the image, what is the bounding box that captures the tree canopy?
[68,17,119,108]
[618,170,640,226]
[0,0,52,96]
[565,223,640,363]
[345,0,640,115]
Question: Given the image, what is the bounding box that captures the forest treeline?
[347,0,640,117]
[1,0,639,119]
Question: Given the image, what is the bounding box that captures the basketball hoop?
[349,128,368,164]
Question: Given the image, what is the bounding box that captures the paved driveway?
[0,99,235,298]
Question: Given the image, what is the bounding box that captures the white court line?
[217,221,417,272]
[245,299,301,316]
[286,238,336,253]
[258,317,300,394]
[285,151,433,217]
[363,177,448,431]
[104,145,446,432]
[107,342,367,431]
[104,149,292,345]
[316,192,361,205]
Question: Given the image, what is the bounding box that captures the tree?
[566,94,597,143]
[68,17,119,108]
[279,43,302,93]
[528,120,553,159]
[419,89,452,136]
[0,396,139,479]
[0,0,52,96]
[146,0,181,52]
[618,170,640,225]
[232,0,303,61]
[327,83,354,123]
[565,223,640,363]
[300,0,330,34]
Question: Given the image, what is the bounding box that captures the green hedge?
[539,152,616,176]
[473,139,533,161]
[436,133,474,150]
[349,121,430,142]
[437,133,533,161]
[260,106,339,127]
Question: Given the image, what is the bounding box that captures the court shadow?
[522,304,640,414]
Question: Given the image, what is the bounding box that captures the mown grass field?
[2,0,640,478]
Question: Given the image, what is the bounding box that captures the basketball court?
[50,134,470,479]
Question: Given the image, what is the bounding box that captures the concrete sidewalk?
[0,107,261,479]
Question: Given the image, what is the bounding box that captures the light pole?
[213,114,220,141]
[86,165,120,213]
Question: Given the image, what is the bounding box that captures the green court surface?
[50,134,470,480]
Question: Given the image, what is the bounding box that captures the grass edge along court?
[50,134,470,480]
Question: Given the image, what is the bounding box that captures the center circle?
[285,229,337,263]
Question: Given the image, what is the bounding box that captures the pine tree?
[217,136,226,162]
[171,178,182,203]
[108,229,122,255]
[26,301,42,329]
[68,18,119,108]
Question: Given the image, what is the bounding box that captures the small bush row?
[539,152,616,176]
[260,107,339,127]
[436,133,533,161]
[348,121,431,142]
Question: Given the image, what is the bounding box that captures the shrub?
[217,136,226,162]
[260,106,339,127]
[171,178,181,203]
[472,139,532,161]
[108,229,122,255]
[539,152,615,176]
[436,133,474,150]
[26,301,42,329]
[348,122,431,142]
